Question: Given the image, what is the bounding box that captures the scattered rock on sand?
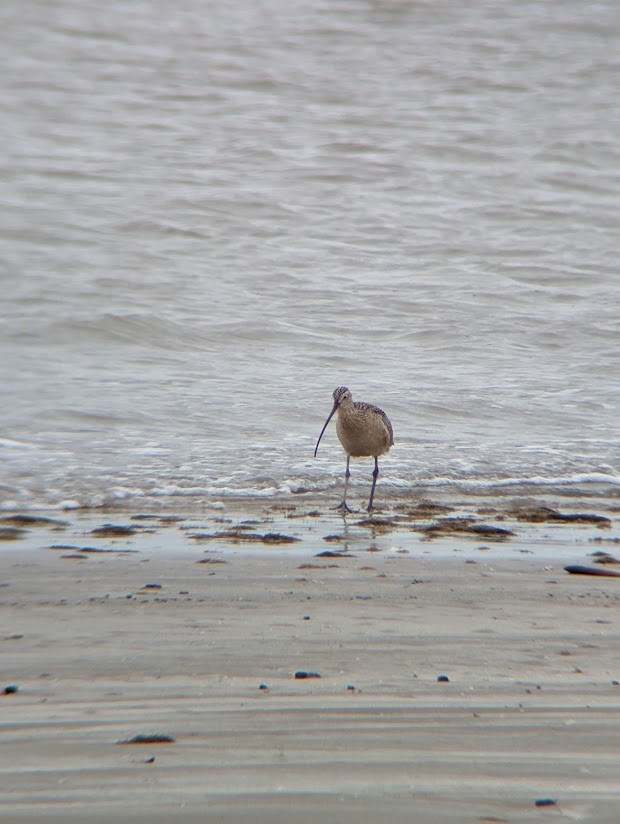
[294,671,321,679]
[564,565,620,578]
[534,798,556,807]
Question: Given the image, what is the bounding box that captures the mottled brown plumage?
[314,386,394,513]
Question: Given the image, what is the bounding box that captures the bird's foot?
[332,501,356,516]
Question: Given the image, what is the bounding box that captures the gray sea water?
[2,0,619,512]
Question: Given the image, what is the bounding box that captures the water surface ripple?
[2,0,619,510]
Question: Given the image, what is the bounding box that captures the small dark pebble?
[144,756,156,763]
[612,680,619,686]
[259,683,269,691]
[303,615,310,620]
[534,798,556,807]
[347,685,357,691]
[117,734,175,745]
[3,685,19,695]
[315,550,356,558]
[295,671,321,679]
[437,675,450,683]
[143,583,162,589]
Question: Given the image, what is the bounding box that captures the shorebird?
[314,386,394,514]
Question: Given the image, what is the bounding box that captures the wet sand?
[1,495,620,822]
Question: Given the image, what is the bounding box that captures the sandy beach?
[1,495,620,823]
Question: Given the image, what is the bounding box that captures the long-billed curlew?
[314,386,394,513]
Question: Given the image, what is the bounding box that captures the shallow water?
[2,0,619,512]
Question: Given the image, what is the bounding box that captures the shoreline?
[1,497,620,821]
[1,490,618,563]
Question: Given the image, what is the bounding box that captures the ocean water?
[2,0,619,512]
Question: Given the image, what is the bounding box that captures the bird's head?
[314,386,352,458]
[332,386,352,406]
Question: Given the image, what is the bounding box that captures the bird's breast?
[336,410,392,458]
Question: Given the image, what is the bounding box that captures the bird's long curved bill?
[314,403,338,457]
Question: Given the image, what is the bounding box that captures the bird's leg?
[333,455,354,515]
[367,457,380,513]
[343,455,350,505]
